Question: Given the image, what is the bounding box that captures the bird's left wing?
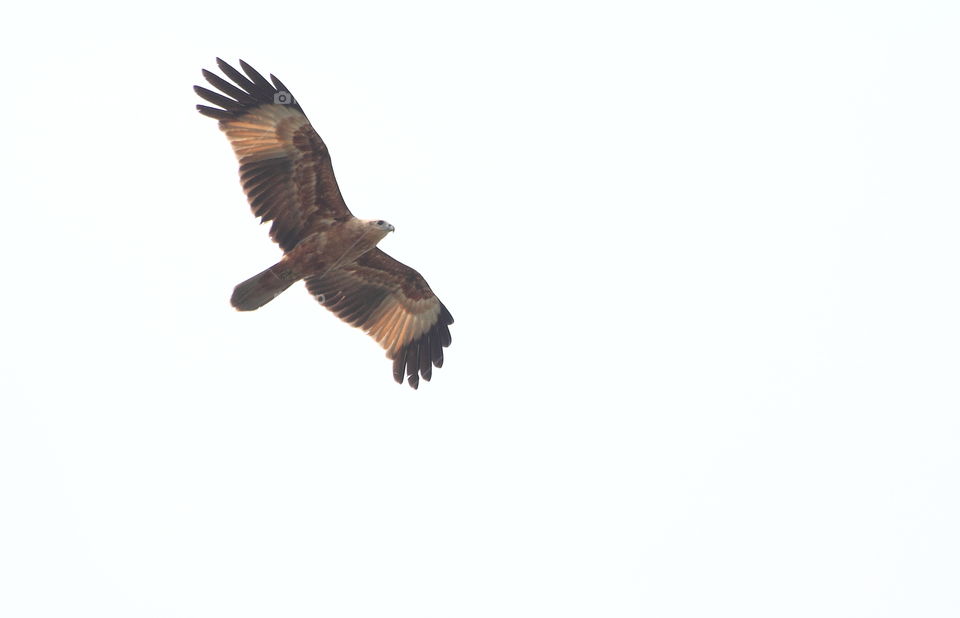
[305,249,454,389]
[195,58,353,252]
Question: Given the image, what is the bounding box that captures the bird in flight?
[195,59,453,389]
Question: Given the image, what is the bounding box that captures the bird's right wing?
[195,58,353,252]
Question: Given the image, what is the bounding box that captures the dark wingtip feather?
[389,304,454,388]
[393,354,405,384]
[430,330,444,365]
[270,74,288,92]
[439,323,452,347]
[214,58,255,92]
[202,69,257,104]
[196,104,233,120]
[215,57,241,78]
[440,303,454,325]
[239,59,275,94]
[196,58,303,119]
[419,335,432,380]
[194,85,242,110]
[406,345,420,385]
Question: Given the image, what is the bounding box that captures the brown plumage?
[195,58,453,389]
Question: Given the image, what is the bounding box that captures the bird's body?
[230,218,392,311]
[284,218,395,283]
[195,59,453,388]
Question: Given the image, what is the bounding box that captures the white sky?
[2,1,959,616]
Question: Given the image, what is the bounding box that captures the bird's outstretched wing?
[305,249,454,389]
[195,58,352,252]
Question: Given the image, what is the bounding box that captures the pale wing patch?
[362,296,442,358]
[222,106,309,161]
[369,302,403,344]
[389,312,415,357]
[381,307,411,355]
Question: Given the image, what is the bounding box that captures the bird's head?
[367,219,395,235]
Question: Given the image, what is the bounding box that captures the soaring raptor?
[195,59,453,389]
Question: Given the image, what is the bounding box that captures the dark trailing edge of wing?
[194,58,305,120]
[392,303,455,389]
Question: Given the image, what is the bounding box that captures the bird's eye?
[376,220,385,226]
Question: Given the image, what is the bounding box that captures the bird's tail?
[231,261,299,311]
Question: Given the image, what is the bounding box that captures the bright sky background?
[2,1,959,616]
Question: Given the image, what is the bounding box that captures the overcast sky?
[2,1,959,617]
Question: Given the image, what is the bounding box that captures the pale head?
[365,219,396,235]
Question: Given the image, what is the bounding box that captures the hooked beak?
[387,223,396,232]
